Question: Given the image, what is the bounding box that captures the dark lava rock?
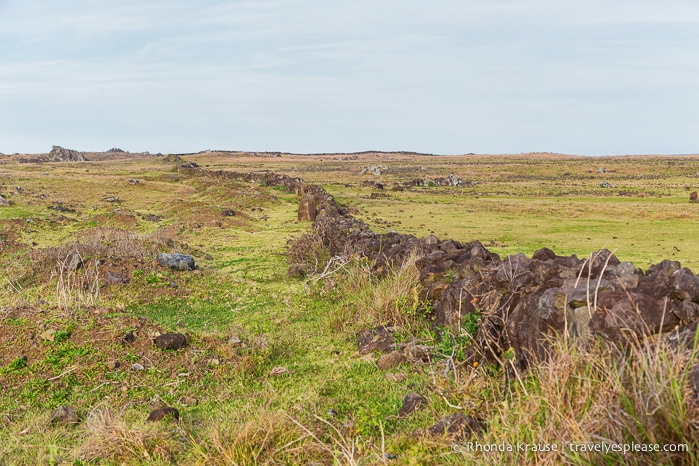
[65,252,83,271]
[154,333,187,350]
[221,209,236,216]
[122,332,136,343]
[50,405,79,426]
[105,270,130,285]
[287,263,307,278]
[298,193,318,221]
[398,392,427,416]
[357,326,396,354]
[428,414,485,438]
[377,351,405,370]
[146,407,180,422]
[48,203,75,213]
[156,253,195,271]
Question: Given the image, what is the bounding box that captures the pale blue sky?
[1,0,697,155]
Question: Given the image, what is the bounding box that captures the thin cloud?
[0,0,698,154]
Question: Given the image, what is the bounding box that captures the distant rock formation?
[106,147,126,153]
[49,146,88,162]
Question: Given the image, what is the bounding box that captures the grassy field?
[0,152,698,464]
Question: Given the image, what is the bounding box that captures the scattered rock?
[287,263,307,278]
[50,406,79,426]
[156,253,195,271]
[131,363,145,371]
[228,335,243,346]
[377,351,405,370]
[39,329,56,342]
[403,343,431,362]
[48,203,75,213]
[357,326,396,354]
[599,181,616,188]
[142,213,161,222]
[154,333,187,350]
[146,407,179,423]
[428,414,484,438]
[106,360,120,371]
[180,396,198,406]
[65,252,83,270]
[123,332,136,343]
[128,179,139,185]
[105,270,130,285]
[103,196,120,203]
[0,194,10,206]
[385,373,407,383]
[411,174,470,187]
[398,392,427,416]
[270,366,290,376]
[359,165,389,176]
[221,209,236,216]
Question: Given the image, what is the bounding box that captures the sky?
[0,0,698,156]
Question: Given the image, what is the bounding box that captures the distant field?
[190,152,699,267]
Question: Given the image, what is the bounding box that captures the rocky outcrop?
[359,165,388,176]
[48,145,88,162]
[411,174,472,187]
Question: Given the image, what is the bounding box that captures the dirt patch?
[0,305,240,414]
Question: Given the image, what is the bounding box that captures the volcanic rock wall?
[293,180,699,368]
[175,164,699,367]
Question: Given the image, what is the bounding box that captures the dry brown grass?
[76,406,177,464]
[328,252,425,331]
[189,410,329,465]
[30,228,178,273]
[448,335,699,465]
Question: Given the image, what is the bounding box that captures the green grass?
[1,153,698,464]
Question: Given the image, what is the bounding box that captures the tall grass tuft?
[328,252,426,332]
[451,335,699,465]
[77,407,176,464]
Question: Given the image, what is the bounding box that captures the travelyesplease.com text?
[452,442,688,455]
